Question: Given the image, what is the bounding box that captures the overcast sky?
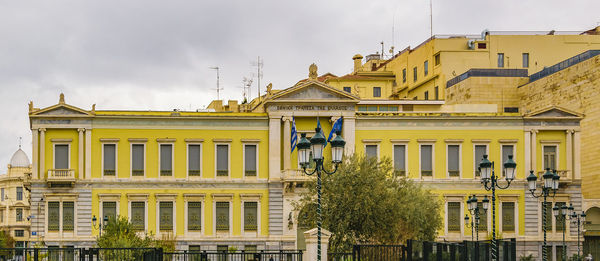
[0,0,598,172]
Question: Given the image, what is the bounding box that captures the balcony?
[536,170,571,181]
[282,169,312,182]
[47,169,76,186]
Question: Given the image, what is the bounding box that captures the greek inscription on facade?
[274,105,350,111]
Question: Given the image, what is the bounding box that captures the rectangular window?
[16,187,23,201]
[159,201,173,231]
[522,53,529,68]
[424,60,429,76]
[365,145,378,159]
[62,202,74,231]
[244,202,258,231]
[48,202,60,231]
[160,144,173,176]
[556,202,566,232]
[367,105,377,112]
[216,202,230,231]
[54,144,69,169]
[478,202,488,231]
[543,146,557,171]
[543,202,552,231]
[447,145,460,177]
[402,68,407,83]
[16,208,23,222]
[131,202,145,231]
[498,53,505,68]
[188,202,202,231]
[502,202,515,232]
[103,202,117,221]
[103,144,116,176]
[188,144,201,176]
[434,54,440,66]
[474,145,487,177]
[424,91,429,100]
[244,144,257,176]
[447,202,461,232]
[421,145,433,176]
[131,144,144,176]
[373,87,381,97]
[343,87,352,93]
[0,210,3,223]
[413,67,418,82]
[1,188,4,201]
[216,145,229,176]
[14,230,24,237]
[434,86,439,100]
[502,145,514,176]
[393,145,406,176]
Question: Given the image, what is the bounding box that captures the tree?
[0,229,15,248]
[295,154,443,252]
[96,216,155,260]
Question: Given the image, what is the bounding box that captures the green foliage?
[0,230,15,248]
[295,154,443,252]
[519,254,534,261]
[153,233,177,253]
[96,216,154,249]
[569,254,583,261]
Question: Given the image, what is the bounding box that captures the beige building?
[0,147,32,247]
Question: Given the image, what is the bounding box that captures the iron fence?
[0,247,162,261]
[328,252,352,261]
[353,244,406,260]
[162,250,303,261]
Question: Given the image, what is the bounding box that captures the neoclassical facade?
[0,147,32,247]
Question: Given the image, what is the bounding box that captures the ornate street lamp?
[478,155,516,261]
[568,203,586,258]
[527,168,560,261]
[298,128,345,261]
[92,215,109,236]
[465,195,487,242]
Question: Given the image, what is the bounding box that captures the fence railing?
[162,250,303,261]
[0,247,163,261]
[328,252,353,261]
[528,50,600,83]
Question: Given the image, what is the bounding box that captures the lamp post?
[92,215,109,236]
[526,168,560,261]
[465,195,489,242]
[297,127,346,261]
[478,154,516,261]
[553,203,569,260]
[568,203,586,258]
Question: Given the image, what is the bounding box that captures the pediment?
[268,80,359,102]
[31,104,93,117]
[525,106,582,119]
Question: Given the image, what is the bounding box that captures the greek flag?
[291,117,298,152]
[327,117,343,143]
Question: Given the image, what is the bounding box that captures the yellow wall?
[43,129,79,179]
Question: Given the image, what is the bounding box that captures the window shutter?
[244,202,258,231]
[448,145,460,176]
[103,144,116,175]
[216,202,229,231]
[132,145,144,176]
[366,145,378,159]
[159,202,173,231]
[474,145,487,177]
[393,145,406,176]
[63,202,74,231]
[447,202,461,232]
[188,145,201,176]
[48,202,60,231]
[555,202,566,232]
[55,145,69,169]
[187,202,202,231]
[543,202,552,231]
[244,145,257,176]
[103,202,117,221]
[502,145,514,175]
[502,202,515,232]
[421,145,433,176]
[216,145,229,176]
[160,144,173,175]
[131,202,145,231]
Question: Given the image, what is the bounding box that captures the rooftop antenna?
[429,0,433,37]
[18,137,22,149]
[242,76,253,102]
[251,57,263,101]
[209,66,223,100]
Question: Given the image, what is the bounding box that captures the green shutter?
[244,202,258,231]
[502,202,515,232]
[159,202,173,231]
[188,202,202,231]
[447,202,461,232]
[216,202,229,231]
[48,202,60,231]
[131,202,145,231]
[103,202,117,221]
[63,202,74,231]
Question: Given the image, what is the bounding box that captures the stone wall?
[446,77,529,112]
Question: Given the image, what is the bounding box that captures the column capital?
[282,116,293,122]
[530,129,538,134]
[77,128,85,133]
[38,128,46,132]
[330,116,342,122]
[269,115,282,120]
[566,129,574,134]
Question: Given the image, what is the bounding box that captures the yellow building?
[0,147,32,247]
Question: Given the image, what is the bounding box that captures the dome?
[9,149,30,168]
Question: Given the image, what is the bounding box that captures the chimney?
[352,54,363,73]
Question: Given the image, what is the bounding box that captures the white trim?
[101,143,118,179]
[52,143,71,170]
[130,143,146,178]
[186,143,203,179]
[419,143,435,178]
[241,200,261,236]
[364,144,380,161]
[158,143,175,178]
[446,143,462,179]
[243,143,259,179]
[155,200,176,235]
[473,143,489,179]
[391,143,408,176]
[184,198,204,236]
[542,144,559,171]
[214,143,231,179]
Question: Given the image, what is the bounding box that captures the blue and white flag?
[328,117,343,143]
[291,117,298,152]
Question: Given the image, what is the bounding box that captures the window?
[1,188,4,201]
[478,202,488,231]
[14,230,24,237]
[498,53,504,68]
[16,187,23,201]
[447,145,460,177]
[343,87,352,93]
[402,68,407,83]
[0,210,3,223]
[160,144,173,176]
[63,202,74,231]
[216,145,229,176]
[103,202,117,221]
[131,202,145,231]
[367,106,377,112]
[502,202,515,232]
[188,202,202,231]
[103,144,116,176]
[543,202,552,231]
[434,86,439,100]
[373,87,381,97]
[504,107,519,113]
[357,105,367,112]
[159,201,173,231]
[420,145,433,176]
[365,145,378,159]
[543,146,557,171]
[474,145,488,177]
[54,144,69,169]
[188,144,201,176]
[393,145,406,176]
[447,202,461,232]
[477,43,486,49]
[48,202,60,231]
[131,144,145,176]
[244,202,258,231]
[424,91,429,100]
[244,144,257,176]
[424,60,429,76]
[522,53,529,68]
[216,202,230,231]
[501,145,514,176]
[413,67,418,82]
[16,208,23,222]
[555,202,566,232]
[434,54,440,65]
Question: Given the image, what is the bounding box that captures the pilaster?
[39,128,46,179]
[530,130,537,171]
[282,116,292,171]
[269,116,282,180]
[85,129,92,179]
[78,128,84,179]
[573,130,581,179]
[524,131,531,173]
[342,116,355,155]
[32,130,39,179]
[566,130,573,180]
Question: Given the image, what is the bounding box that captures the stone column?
[573,130,581,179]
[303,228,331,261]
[342,116,355,155]
[78,128,84,179]
[282,116,292,171]
[39,128,46,179]
[530,130,537,172]
[566,130,573,180]
[269,116,282,180]
[524,130,531,173]
[85,129,92,179]
[32,130,39,179]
